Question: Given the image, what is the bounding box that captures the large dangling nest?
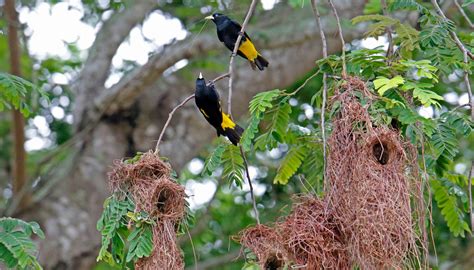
[239,224,287,270]
[326,77,417,269]
[108,151,185,269]
[278,195,349,269]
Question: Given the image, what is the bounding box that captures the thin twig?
[311,0,329,189]
[431,0,474,60]
[463,50,474,120]
[419,128,431,268]
[155,94,195,154]
[327,0,347,77]
[185,223,198,270]
[381,0,394,60]
[468,161,474,237]
[454,0,474,29]
[288,70,321,95]
[211,72,230,83]
[452,103,471,112]
[227,0,259,118]
[154,73,231,154]
[240,145,260,224]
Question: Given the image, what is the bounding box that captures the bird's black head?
[195,72,207,91]
[205,13,229,25]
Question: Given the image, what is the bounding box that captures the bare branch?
[431,0,474,60]
[227,0,259,117]
[154,94,195,154]
[240,145,260,224]
[381,0,394,60]
[454,0,474,29]
[327,0,347,77]
[468,161,474,236]
[311,0,329,189]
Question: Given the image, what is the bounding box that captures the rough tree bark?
[20,1,369,268]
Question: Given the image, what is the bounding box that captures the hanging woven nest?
[108,151,185,269]
[326,77,417,269]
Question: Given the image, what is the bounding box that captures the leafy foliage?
[0,217,45,270]
[96,194,155,267]
[373,76,405,95]
[0,72,47,117]
[125,223,153,262]
[221,144,245,188]
[432,178,470,237]
[202,143,226,177]
[352,15,419,54]
[240,90,283,151]
[274,145,308,185]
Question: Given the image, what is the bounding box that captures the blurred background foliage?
[0,0,473,269]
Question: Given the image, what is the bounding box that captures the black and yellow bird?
[205,13,269,71]
[195,73,244,145]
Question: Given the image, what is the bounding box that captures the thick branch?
[94,35,219,118]
[74,0,159,127]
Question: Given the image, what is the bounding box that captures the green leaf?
[202,143,226,177]
[0,72,46,117]
[431,120,458,175]
[262,102,292,149]
[274,145,308,185]
[0,217,44,269]
[462,0,473,7]
[126,224,153,262]
[248,89,281,115]
[373,76,405,95]
[221,144,245,188]
[412,88,443,107]
[240,114,261,152]
[432,179,470,237]
[97,195,134,263]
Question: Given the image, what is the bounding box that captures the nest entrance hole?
[372,141,390,165]
[264,253,284,270]
[155,188,173,214]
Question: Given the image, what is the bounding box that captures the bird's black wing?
[195,84,224,134]
[229,19,252,42]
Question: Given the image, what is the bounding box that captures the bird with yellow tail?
[205,13,269,71]
[195,73,244,145]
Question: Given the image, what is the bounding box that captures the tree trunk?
[5,0,30,210]
[20,1,370,268]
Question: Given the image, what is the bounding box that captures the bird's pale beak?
[199,72,203,79]
[205,15,214,20]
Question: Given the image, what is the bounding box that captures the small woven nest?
[239,224,286,270]
[326,77,416,269]
[134,223,184,270]
[108,151,185,269]
[278,195,349,269]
